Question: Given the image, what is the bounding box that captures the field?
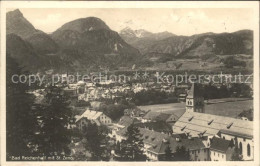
[143,53,253,72]
[138,98,253,118]
[145,58,221,71]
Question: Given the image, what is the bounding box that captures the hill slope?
[7,9,59,55]
[51,17,141,71]
[6,10,141,72]
[141,30,253,59]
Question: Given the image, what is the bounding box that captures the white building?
[75,110,112,130]
[210,136,234,161]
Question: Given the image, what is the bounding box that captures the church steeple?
[186,83,204,113]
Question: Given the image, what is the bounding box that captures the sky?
[7,8,254,36]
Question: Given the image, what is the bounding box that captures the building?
[186,83,205,113]
[111,116,136,140]
[75,110,112,130]
[141,111,161,123]
[209,136,234,161]
[172,83,254,161]
[141,111,180,124]
[116,127,209,161]
[85,88,103,101]
[219,129,253,161]
[134,121,172,134]
[124,108,143,118]
[154,113,179,123]
[172,109,253,161]
[63,87,77,96]
[178,93,187,102]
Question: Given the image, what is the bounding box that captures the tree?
[115,141,121,154]
[35,86,73,157]
[238,109,253,121]
[132,89,178,105]
[98,100,136,121]
[82,122,110,161]
[231,137,243,161]
[229,83,252,98]
[6,56,38,159]
[173,146,190,161]
[117,124,146,161]
[162,145,174,161]
[223,56,246,68]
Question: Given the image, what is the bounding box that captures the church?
[172,83,254,161]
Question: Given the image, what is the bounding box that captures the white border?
[0,1,259,166]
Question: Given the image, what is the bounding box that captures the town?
[27,72,253,161]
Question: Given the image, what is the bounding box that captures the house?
[75,110,112,130]
[85,82,95,88]
[110,116,140,142]
[133,121,172,134]
[161,85,175,93]
[209,136,234,161]
[63,87,77,96]
[154,113,179,123]
[147,136,209,161]
[85,88,102,101]
[141,111,180,123]
[132,83,148,93]
[90,101,102,109]
[141,111,160,123]
[111,116,136,140]
[124,108,143,118]
[185,137,210,161]
[178,93,187,102]
[115,127,209,161]
[114,116,135,129]
[101,89,112,99]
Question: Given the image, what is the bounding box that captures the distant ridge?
[6,9,253,72]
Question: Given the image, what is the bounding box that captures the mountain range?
[6,9,253,72]
[119,27,253,59]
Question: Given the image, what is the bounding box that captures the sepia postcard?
[0,1,259,166]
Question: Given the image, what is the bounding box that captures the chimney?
[176,137,180,142]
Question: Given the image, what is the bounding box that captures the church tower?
[186,83,205,113]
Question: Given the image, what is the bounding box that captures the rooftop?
[116,116,135,128]
[172,111,253,138]
[75,110,103,123]
[117,126,205,155]
[147,136,206,154]
[134,121,172,133]
[210,136,231,153]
